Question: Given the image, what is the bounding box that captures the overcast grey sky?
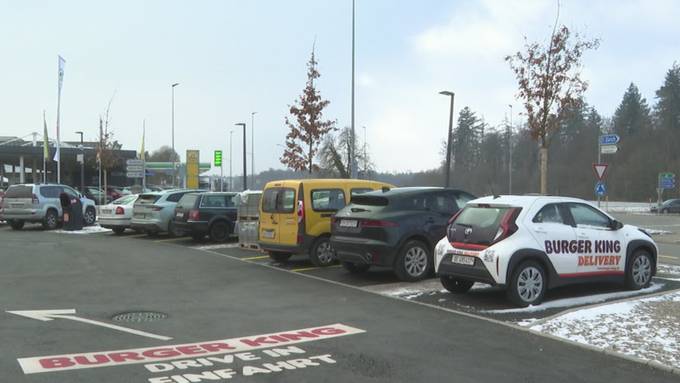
[1,0,678,175]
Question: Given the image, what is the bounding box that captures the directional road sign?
[592,163,608,180]
[125,165,144,172]
[599,134,620,145]
[126,159,144,166]
[600,144,618,154]
[595,182,607,196]
[126,171,144,178]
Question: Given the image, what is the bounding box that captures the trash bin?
[60,193,84,231]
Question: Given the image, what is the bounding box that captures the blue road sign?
[661,179,676,189]
[599,134,621,145]
[595,182,607,196]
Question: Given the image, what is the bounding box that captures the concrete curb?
[188,244,680,377]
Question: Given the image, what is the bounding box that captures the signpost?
[595,134,620,207]
[126,159,145,179]
[214,150,223,191]
[657,172,676,210]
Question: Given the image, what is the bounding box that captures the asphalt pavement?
[0,225,678,382]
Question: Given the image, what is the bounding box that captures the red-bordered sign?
[592,163,608,181]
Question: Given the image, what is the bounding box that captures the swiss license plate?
[101,209,111,215]
[262,230,275,239]
[134,213,145,218]
[340,219,358,228]
[452,255,475,266]
[176,212,183,218]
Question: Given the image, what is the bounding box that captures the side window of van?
[311,189,346,211]
[280,189,296,212]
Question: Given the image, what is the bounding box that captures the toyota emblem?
[464,228,473,236]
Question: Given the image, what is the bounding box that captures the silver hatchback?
[0,184,97,230]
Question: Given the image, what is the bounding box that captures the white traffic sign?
[600,144,618,154]
[593,163,608,180]
[7,309,172,341]
[126,159,144,166]
[126,171,144,178]
[126,165,144,172]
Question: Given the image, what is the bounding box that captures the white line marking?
[7,309,172,341]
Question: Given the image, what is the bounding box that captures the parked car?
[98,194,139,235]
[106,186,125,201]
[0,183,97,229]
[435,195,657,307]
[83,186,111,205]
[650,199,680,214]
[332,187,475,281]
[259,179,394,266]
[173,192,238,241]
[130,189,204,235]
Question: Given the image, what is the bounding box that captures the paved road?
[0,227,677,382]
[612,212,680,266]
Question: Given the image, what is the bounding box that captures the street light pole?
[75,131,84,192]
[439,91,455,188]
[350,0,357,179]
[171,82,179,187]
[362,126,367,179]
[508,104,513,195]
[235,123,247,191]
[229,130,233,191]
[251,112,256,187]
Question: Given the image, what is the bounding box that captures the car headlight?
[482,249,496,263]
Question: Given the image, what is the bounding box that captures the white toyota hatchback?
[435,195,657,307]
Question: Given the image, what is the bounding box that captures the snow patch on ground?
[384,282,493,300]
[641,227,673,235]
[193,243,241,250]
[658,264,680,276]
[482,283,664,314]
[530,291,680,370]
[53,225,112,234]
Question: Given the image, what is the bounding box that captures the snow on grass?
[481,283,664,314]
[641,227,673,235]
[530,291,680,370]
[657,264,680,276]
[53,225,112,234]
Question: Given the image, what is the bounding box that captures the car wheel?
[310,237,336,267]
[83,207,96,226]
[191,233,204,241]
[209,221,231,242]
[43,209,59,230]
[9,220,24,230]
[394,240,432,282]
[507,261,547,307]
[625,249,653,290]
[268,251,292,262]
[112,227,126,235]
[661,208,669,214]
[440,276,474,293]
[341,261,370,273]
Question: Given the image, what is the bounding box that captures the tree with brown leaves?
[281,47,336,173]
[506,24,599,194]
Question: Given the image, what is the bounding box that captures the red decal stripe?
[559,270,625,278]
[451,242,488,251]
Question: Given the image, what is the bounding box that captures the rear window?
[113,195,138,205]
[262,188,296,213]
[311,189,346,211]
[350,195,389,206]
[455,206,510,228]
[177,194,199,209]
[6,185,33,198]
[137,194,161,204]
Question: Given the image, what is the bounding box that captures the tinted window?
[137,194,161,204]
[568,203,611,228]
[455,206,510,228]
[166,192,187,203]
[6,185,32,198]
[200,194,234,208]
[262,188,296,213]
[178,194,199,208]
[350,188,373,196]
[533,204,564,224]
[431,193,458,214]
[39,186,61,198]
[391,194,429,211]
[311,189,346,211]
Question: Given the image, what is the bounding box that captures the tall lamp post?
[171,82,179,187]
[507,104,513,194]
[75,131,84,192]
[439,90,455,188]
[251,112,256,187]
[350,0,357,179]
[229,130,233,191]
[235,123,247,191]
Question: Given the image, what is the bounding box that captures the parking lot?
[2,210,680,382]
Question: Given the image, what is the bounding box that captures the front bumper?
[331,235,395,266]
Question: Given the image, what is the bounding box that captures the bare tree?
[506,7,598,194]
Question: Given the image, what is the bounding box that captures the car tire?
[394,240,432,282]
[9,220,24,230]
[83,207,96,226]
[661,208,669,214]
[625,249,653,290]
[209,221,231,242]
[507,260,547,307]
[440,276,474,293]
[268,251,292,262]
[342,261,370,273]
[309,237,336,267]
[43,209,59,230]
[191,233,204,241]
[112,227,126,235]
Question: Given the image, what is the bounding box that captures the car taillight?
[151,205,163,211]
[189,209,200,221]
[32,193,39,204]
[115,206,125,215]
[297,200,304,224]
[361,219,398,228]
[493,207,522,244]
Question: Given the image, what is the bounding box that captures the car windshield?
[112,195,137,205]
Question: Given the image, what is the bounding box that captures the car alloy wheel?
[84,208,96,226]
[517,266,544,303]
[404,246,428,277]
[632,254,652,287]
[44,210,58,230]
[315,240,335,265]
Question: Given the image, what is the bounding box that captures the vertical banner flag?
[54,55,65,164]
[186,150,200,189]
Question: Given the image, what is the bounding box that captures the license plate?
[11,204,22,208]
[452,255,475,266]
[101,209,112,215]
[340,219,358,228]
[262,230,275,239]
[134,213,145,218]
[176,212,183,218]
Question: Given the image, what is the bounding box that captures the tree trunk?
[539,146,548,195]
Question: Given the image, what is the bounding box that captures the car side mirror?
[610,220,624,230]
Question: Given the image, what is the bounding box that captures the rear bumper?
[131,219,165,232]
[259,242,304,255]
[174,220,208,235]
[0,209,45,222]
[331,235,396,266]
[437,254,499,286]
[99,217,131,228]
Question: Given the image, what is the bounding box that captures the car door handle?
[577,233,588,238]
[534,227,547,233]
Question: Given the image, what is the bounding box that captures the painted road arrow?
[7,309,172,341]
